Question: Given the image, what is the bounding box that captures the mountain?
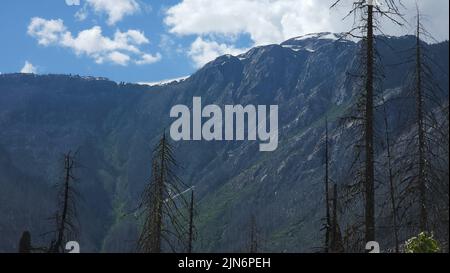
[0,34,448,252]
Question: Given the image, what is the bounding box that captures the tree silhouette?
[396,7,449,244]
[48,151,79,253]
[331,0,404,245]
[138,133,189,253]
[323,118,331,253]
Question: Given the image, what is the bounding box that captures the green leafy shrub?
[404,232,441,253]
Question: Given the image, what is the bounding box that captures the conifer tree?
[138,133,189,253]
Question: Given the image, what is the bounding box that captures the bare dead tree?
[364,0,376,243]
[414,9,428,232]
[395,6,450,242]
[331,0,404,244]
[323,118,331,253]
[138,133,189,253]
[48,151,79,253]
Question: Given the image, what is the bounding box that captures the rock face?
[0,34,448,252]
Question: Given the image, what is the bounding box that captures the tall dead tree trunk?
[364,0,376,243]
[49,152,77,253]
[415,12,428,232]
[56,154,71,250]
[331,0,404,251]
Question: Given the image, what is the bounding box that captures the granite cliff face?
[0,34,448,252]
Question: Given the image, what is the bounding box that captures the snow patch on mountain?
[294,32,341,41]
[138,76,190,86]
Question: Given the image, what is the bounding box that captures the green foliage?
[404,232,441,253]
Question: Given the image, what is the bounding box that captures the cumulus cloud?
[20,61,37,74]
[83,0,140,25]
[166,0,448,45]
[188,37,248,68]
[27,18,67,46]
[28,17,161,66]
[165,0,449,66]
[165,0,345,66]
[165,0,339,46]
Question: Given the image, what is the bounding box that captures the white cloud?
[165,0,449,66]
[20,61,37,74]
[166,0,449,45]
[107,51,130,65]
[188,37,248,68]
[165,0,338,46]
[115,29,149,45]
[135,53,162,65]
[27,18,67,46]
[65,0,80,6]
[84,0,140,25]
[28,17,161,66]
[165,0,343,66]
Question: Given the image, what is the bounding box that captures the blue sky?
[0,0,197,83]
[0,0,448,83]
